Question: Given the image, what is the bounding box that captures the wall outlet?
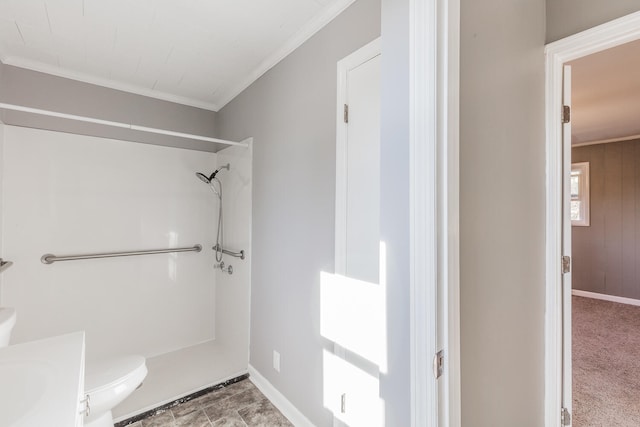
[273,350,281,372]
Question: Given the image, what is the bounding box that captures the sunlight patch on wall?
[320,271,387,371]
[320,242,388,424]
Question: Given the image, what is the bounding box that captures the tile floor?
[121,378,292,427]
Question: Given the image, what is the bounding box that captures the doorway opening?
[545,11,640,427]
[569,41,640,424]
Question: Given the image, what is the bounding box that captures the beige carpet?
[573,295,640,426]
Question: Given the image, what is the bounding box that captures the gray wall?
[547,0,640,42]
[0,64,222,152]
[215,0,381,425]
[460,0,546,425]
[572,140,640,299]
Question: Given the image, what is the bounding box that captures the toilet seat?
[86,355,146,392]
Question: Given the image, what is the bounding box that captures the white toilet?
[0,307,147,427]
[84,355,148,427]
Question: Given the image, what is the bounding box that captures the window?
[571,162,590,226]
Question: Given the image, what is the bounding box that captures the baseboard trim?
[572,289,640,307]
[248,364,315,427]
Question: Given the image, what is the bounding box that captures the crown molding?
[572,132,640,147]
[1,55,221,111]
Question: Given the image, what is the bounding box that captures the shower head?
[195,164,230,185]
[196,172,214,184]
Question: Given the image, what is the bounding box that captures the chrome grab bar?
[41,244,202,264]
[212,244,245,260]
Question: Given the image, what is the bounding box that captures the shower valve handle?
[216,261,233,275]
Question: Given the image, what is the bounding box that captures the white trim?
[409,0,438,423]
[544,46,564,427]
[0,102,247,147]
[545,10,640,427]
[217,0,357,110]
[561,64,573,426]
[572,133,640,147]
[248,365,316,427]
[409,0,460,425]
[1,55,221,112]
[572,289,640,307]
[545,11,640,60]
[443,0,461,424]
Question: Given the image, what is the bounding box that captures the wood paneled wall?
[572,139,640,299]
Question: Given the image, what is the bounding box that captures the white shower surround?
[0,125,253,418]
[1,126,218,360]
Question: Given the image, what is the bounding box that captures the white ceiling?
[0,0,353,111]
[570,39,640,145]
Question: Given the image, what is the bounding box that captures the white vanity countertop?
[0,331,85,427]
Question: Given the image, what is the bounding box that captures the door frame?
[544,11,640,426]
[409,0,460,425]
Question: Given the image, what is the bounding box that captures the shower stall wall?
[0,126,252,419]
[116,139,253,420]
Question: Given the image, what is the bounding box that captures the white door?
[330,32,453,425]
[342,52,381,286]
[334,39,381,285]
[328,39,383,427]
[561,64,573,424]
